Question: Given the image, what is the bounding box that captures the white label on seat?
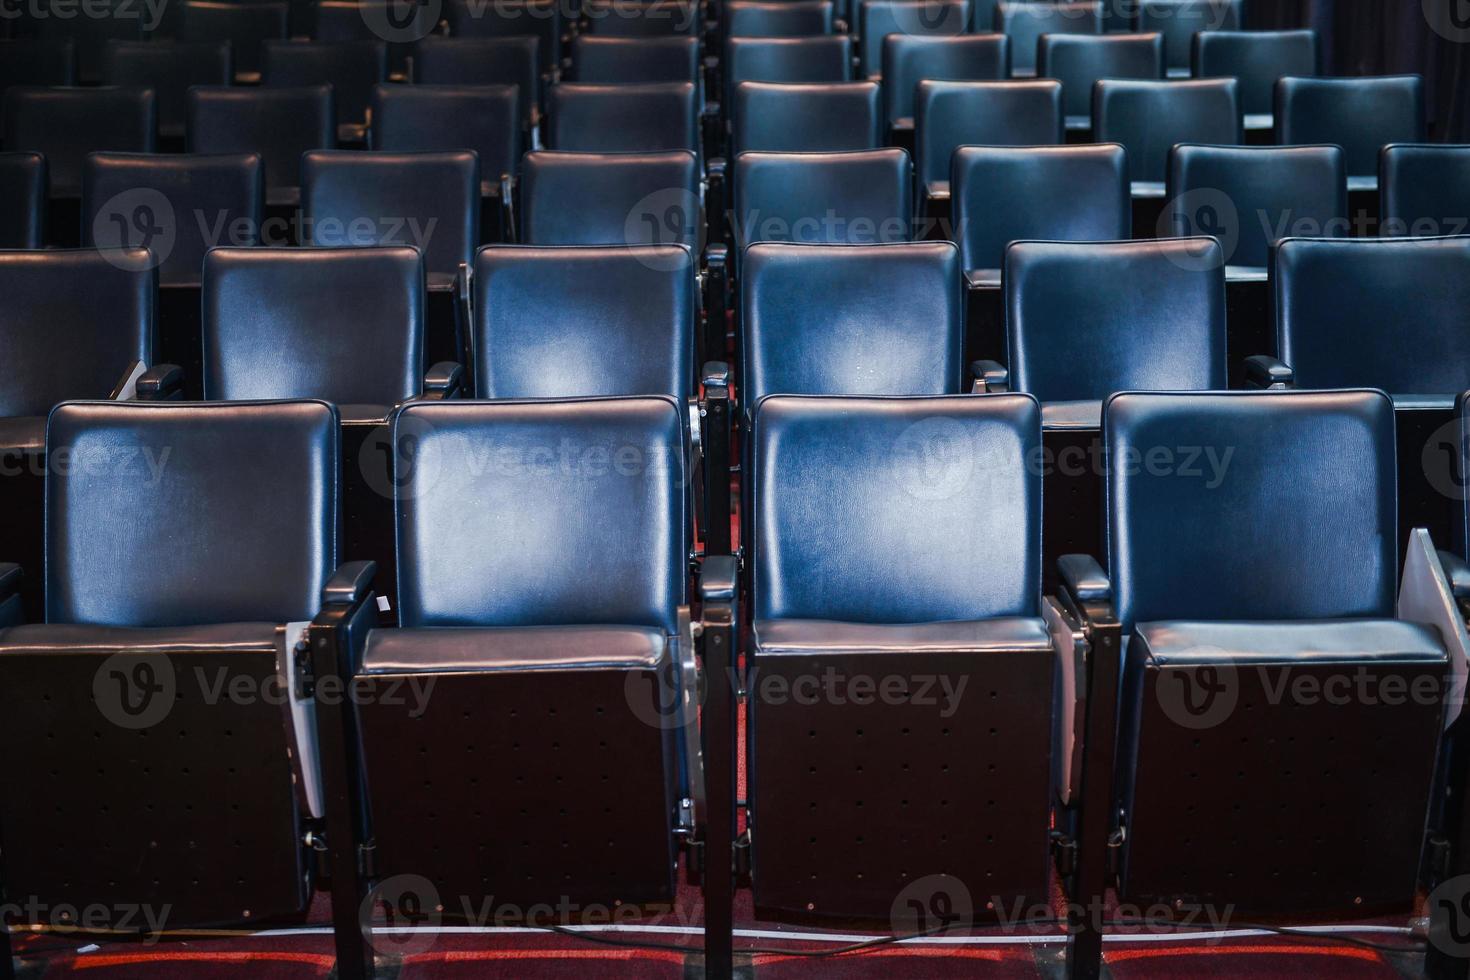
[1399,528,1469,729]
[280,621,324,818]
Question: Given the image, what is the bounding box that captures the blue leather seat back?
[521,150,700,248]
[915,79,1063,189]
[203,246,425,407]
[724,36,853,108]
[741,242,963,406]
[881,34,1007,126]
[1273,236,1470,396]
[100,40,232,138]
[733,81,881,153]
[412,38,540,125]
[751,393,1042,621]
[473,245,694,402]
[856,0,967,79]
[1006,239,1227,402]
[584,0,700,37]
[1134,0,1240,71]
[262,40,387,129]
[315,1,436,76]
[371,84,522,182]
[1276,75,1425,177]
[301,149,479,280]
[0,152,46,249]
[952,144,1129,273]
[83,152,264,288]
[1094,78,1238,183]
[2,86,155,197]
[1380,144,1470,237]
[46,399,338,627]
[1165,144,1345,268]
[1039,33,1164,118]
[547,82,697,153]
[728,0,833,38]
[188,85,335,196]
[735,149,913,250]
[393,397,686,632]
[993,1,1101,75]
[573,36,699,83]
[0,248,153,417]
[1191,29,1317,117]
[445,0,561,71]
[179,1,289,77]
[1106,389,1398,631]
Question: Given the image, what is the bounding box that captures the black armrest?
[971,359,1009,394]
[498,172,516,243]
[1440,550,1470,601]
[701,360,730,392]
[1059,554,1111,604]
[321,560,378,608]
[1243,354,1294,390]
[136,363,184,401]
[0,563,22,604]
[700,554,737,604]
[422,361,463,400]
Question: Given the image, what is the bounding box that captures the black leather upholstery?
[45,399,338,626]
[187,86,336,202]
[314,0,436,76]
[1275,75,1425,179]
[0,152,45,249]
[1192,29,1317,118]
[262,40,387,133]
[83,153,264,287]
[750,394,1042,621]
[2,86,154,197]
[1005,239,1226,418]
[724,36,853,108]
[100,40,231,140]
[0,42,76,115]
[734,149,913,254]
[472,245,694,403]
[301,150,479,282]
[1273,236,1470,401]
[728,0,833,38]
[203,246,426,416]
[1133,0,1241,72]
[1094,78,1238,185]
[881,34,1006,127]
[752,617,1053,654]
[573,36,699,83]
[1039,32,1163,119]
[952,144,1129,278]
[520,150,700,248]
[178,1,289,80]
[1380,144,1470,237]
[444,0,561,73]
[1133,620,1445,666]
[412,38,540,127]
[0,248,153,418]
[391,398,686,632]
[741,242,963,406]
[362,624,667,672]
[915,79,1063,195]
[1165,144,1345,269]
[856,0,967,79]
[993,1,1101,75]
[371,84,522,183]
[1106,389,1398,631]
[733,81,882,154]
[547,82,698,153]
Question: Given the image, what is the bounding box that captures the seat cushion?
[1134,619,1446,667]
[752,617,1052,656]
[0,416,44,453]
[0,621,278,653]
[360,624,668,674]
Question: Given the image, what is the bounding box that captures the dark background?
[1250,0,1469,141]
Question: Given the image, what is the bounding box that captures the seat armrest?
[321,560,378,608]
[971,359,1009,394]
[701,360,730,393]
[422,361,464,400]
[1244,354,1294,390]
[136,363,184,401]
[1059,554,1111,604]
[1440,550,1470,601]
[700,554,737,604]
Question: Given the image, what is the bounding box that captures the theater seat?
[314,0,435,79]
[881,34,1007,132]
[101,40,231,144]
[1071,389,1448,913]
[2,86,154,200]
[1275,75,1425,188]
[412,37,541,129]
[547,82,698,153]
[1094,78,1237,195]
[584,0,700,37]
[1040,33,1163,130]
[1133,0,1241,77]
[572,35,700,83]
[1379,144,1470,238]
[723,35,853,110]
[445,0,561,80]
[179,0,289,84]
[733,149,913,259]
[520,151,700,247]
[856,0,967,79]
[1192,29,1317,134]
[733,82,882,154]
[33,0,141,85]
[994,0,1102,77]
[914,79,1063,207]
[0,152,45,248]
[0,399,348,926]
[188,86,336,208]
[370,84,521,200]
[728,0,834,38]
[262,40,387,144]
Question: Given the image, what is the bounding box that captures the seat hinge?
[358,840,378,879]
[1050,830,1077,877]
[293,637,314,699]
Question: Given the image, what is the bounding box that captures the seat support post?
[701,579,737,979]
